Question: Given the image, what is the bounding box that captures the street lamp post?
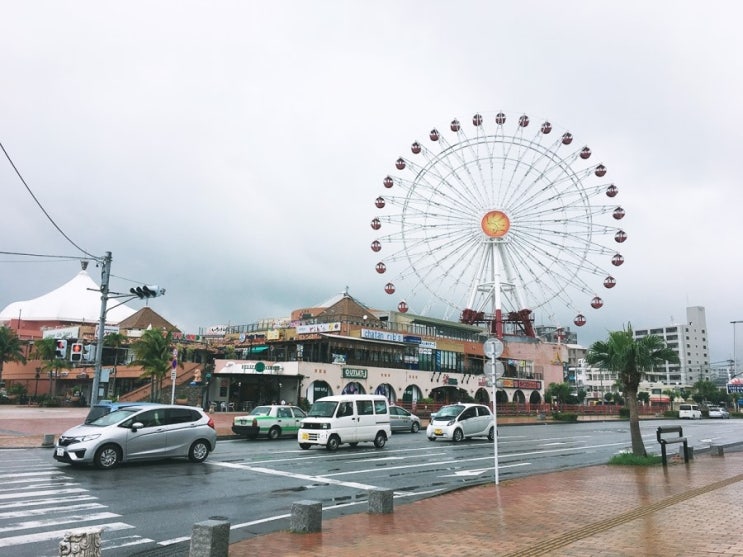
[731,321,743,382]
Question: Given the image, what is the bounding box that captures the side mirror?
[131,422,144,432]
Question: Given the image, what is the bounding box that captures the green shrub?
[618,407,630,419]
[663,410,678,418]
[40,397,61,408]
[609,453,663,466]
[551,411,578,422]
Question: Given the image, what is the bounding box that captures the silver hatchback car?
[53,404,217,470]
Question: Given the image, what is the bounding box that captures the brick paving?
[2,406,742,556]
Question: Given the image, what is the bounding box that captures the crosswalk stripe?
[0,522,134,548]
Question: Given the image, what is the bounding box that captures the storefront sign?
[361,329,404,343]
[342,368,368,379]
[296,322,341,334]
[500,378,542,390]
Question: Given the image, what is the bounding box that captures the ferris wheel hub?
[481,210,511,238]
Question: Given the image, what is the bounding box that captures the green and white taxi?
[232,405,307,440]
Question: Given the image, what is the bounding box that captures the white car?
[53,404,217,470]
[678,403,702,419]
[232,405,307,439]
[707,406,730,419]
[388,405,421,433]
[426,403,495,442]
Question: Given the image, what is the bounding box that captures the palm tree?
[0,326,27,385]
[586,324,678,456]
[33,337,72,399]
[131,329,174,402]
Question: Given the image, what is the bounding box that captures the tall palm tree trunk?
[626,388,646,456]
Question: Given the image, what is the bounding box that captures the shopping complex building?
[0,272,568,409]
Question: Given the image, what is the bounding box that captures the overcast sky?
[2,2,742,368]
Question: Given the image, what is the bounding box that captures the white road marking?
[0,502,105,519]
[0,522,134,548]
[210,461,382,490]
[0,487,88,501]
[0,511,121,533]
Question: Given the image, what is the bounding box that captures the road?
[0,418,739,556]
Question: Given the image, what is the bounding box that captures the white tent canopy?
[0,271,136,324]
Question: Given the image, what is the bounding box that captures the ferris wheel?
[370,111,627,337]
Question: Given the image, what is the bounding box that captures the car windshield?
[85,406,113,423]
[248,406,272,416]
[307,401,338,418]
[434,405,465,419]
[89,407,143,427]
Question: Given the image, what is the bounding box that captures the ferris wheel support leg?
[494,309,503,338]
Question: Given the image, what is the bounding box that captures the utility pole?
[90,251,112,406]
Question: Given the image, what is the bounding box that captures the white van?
[679,403,701,419]
[298,394,392,451]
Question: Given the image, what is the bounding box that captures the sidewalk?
[2,406,742,556]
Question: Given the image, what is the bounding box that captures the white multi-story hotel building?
[634,306,711,389]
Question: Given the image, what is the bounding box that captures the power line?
[0,140,98,260]
[0,250,83,260]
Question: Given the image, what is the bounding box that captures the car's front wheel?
[326,435,341,452]
[188,440,210,463]
[94,444,121,470]
[452,428,464,442]
[268,426,281,440]
[488,426,495,441]
[299,443,311,450]
[411,422,420,433]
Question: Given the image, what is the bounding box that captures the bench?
[657,426,689,465]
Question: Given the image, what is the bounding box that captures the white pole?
[492,368,499,485]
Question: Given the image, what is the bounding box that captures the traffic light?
[70,343,84,362]
[130,284,166,298]
[55,339,68,359]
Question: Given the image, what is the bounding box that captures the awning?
[247,346,268,353]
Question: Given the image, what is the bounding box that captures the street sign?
[483,338,504,359]
[485,360,504,378]
[170,370,177,381]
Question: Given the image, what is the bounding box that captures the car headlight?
[446,420,455,427]
[321,423,330,430]
[77,434,101,442]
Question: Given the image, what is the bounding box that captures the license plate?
[55,448,65,457]
[301,432,309,440]
[434,429,443,435]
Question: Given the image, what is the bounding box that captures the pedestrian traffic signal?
[129,284,166,298]
[55,339,68,359]
[70,343,84,362]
